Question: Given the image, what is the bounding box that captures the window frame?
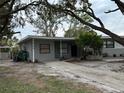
[62,43,68,55]
[40,44,50,54]
[104,40,115,48]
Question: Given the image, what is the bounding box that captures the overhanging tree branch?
[112,0,124,15]
[105,8,119,13]
[65,9,124,45]
[0,0,11,8]
[0,1,41,18]
[43,0,124,45]
[0,0,16,33]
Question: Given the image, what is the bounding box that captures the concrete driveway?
[41,61,124,93]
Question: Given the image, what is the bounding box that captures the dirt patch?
[0,61,102,93]
[111,65,124,72]
[45,61,124,93]
[0,62,45,88]
[1,60,124,93]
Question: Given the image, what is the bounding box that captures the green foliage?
[64,11,93,37]
[64,26,92,37]
[0,37,18,47]
[15,50,29,61]
[76,31,103,56]
[0,0,123,46]
[0,37,19,54]
[32,3,67,37]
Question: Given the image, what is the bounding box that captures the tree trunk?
[100,28,124,45]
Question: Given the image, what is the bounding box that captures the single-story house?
[19,35,124,62]
[102,36,124,57]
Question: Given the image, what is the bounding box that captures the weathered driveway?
[0,60,124,93]
[38,61,124,93]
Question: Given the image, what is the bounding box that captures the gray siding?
[115,42,124,48]
[103,41,124,57]
[54,41,72,59]
[0,53,10,60]
[34,39,55,62]
[103,42,124,56]
[20,39,73,62]
[103,48,124,57]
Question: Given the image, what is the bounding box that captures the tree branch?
[76,8,104,28]
[0,1,41,18]
[0,0,11,8]
[105,8,119,13]
[112,0,124,15]
[88,7,105,28]
[43,1,124,45]
[65,9,124,45]
[0,0,16,33]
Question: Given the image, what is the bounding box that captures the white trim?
[32,38,35,62]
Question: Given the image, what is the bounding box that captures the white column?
[60,40,62,58]
[32,38,35,62]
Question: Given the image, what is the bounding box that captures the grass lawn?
[0,66,101,93]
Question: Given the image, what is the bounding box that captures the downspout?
[32,38,35,62]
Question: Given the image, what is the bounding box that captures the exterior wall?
[0,52,10,60]
[20,38,124,61]
[103,41,124,57]
[20,39,73,62]
[34,39,56,62]
[115,42,124,48]
[54,41,72,59]
[0,47,10,60]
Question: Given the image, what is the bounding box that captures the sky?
[15,0,124,39]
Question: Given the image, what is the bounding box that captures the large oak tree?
[0,0,124,45]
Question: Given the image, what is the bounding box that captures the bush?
[13,50,29,62]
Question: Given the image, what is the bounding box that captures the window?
[0,48,10,52]
[103,40,114,48]
[106,40,114,48]
[62,44,68,54]
[103,41,106,48]
[40,44,50,53]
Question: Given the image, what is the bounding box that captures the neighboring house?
[102,36,124,57]
[19,35,124,62]
[0,46,11,60]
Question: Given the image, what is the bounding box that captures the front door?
[71,45,77,57]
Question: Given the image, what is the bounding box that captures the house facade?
[102,36,124,57]
[19,35,81,62]
[19,35,124,62]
